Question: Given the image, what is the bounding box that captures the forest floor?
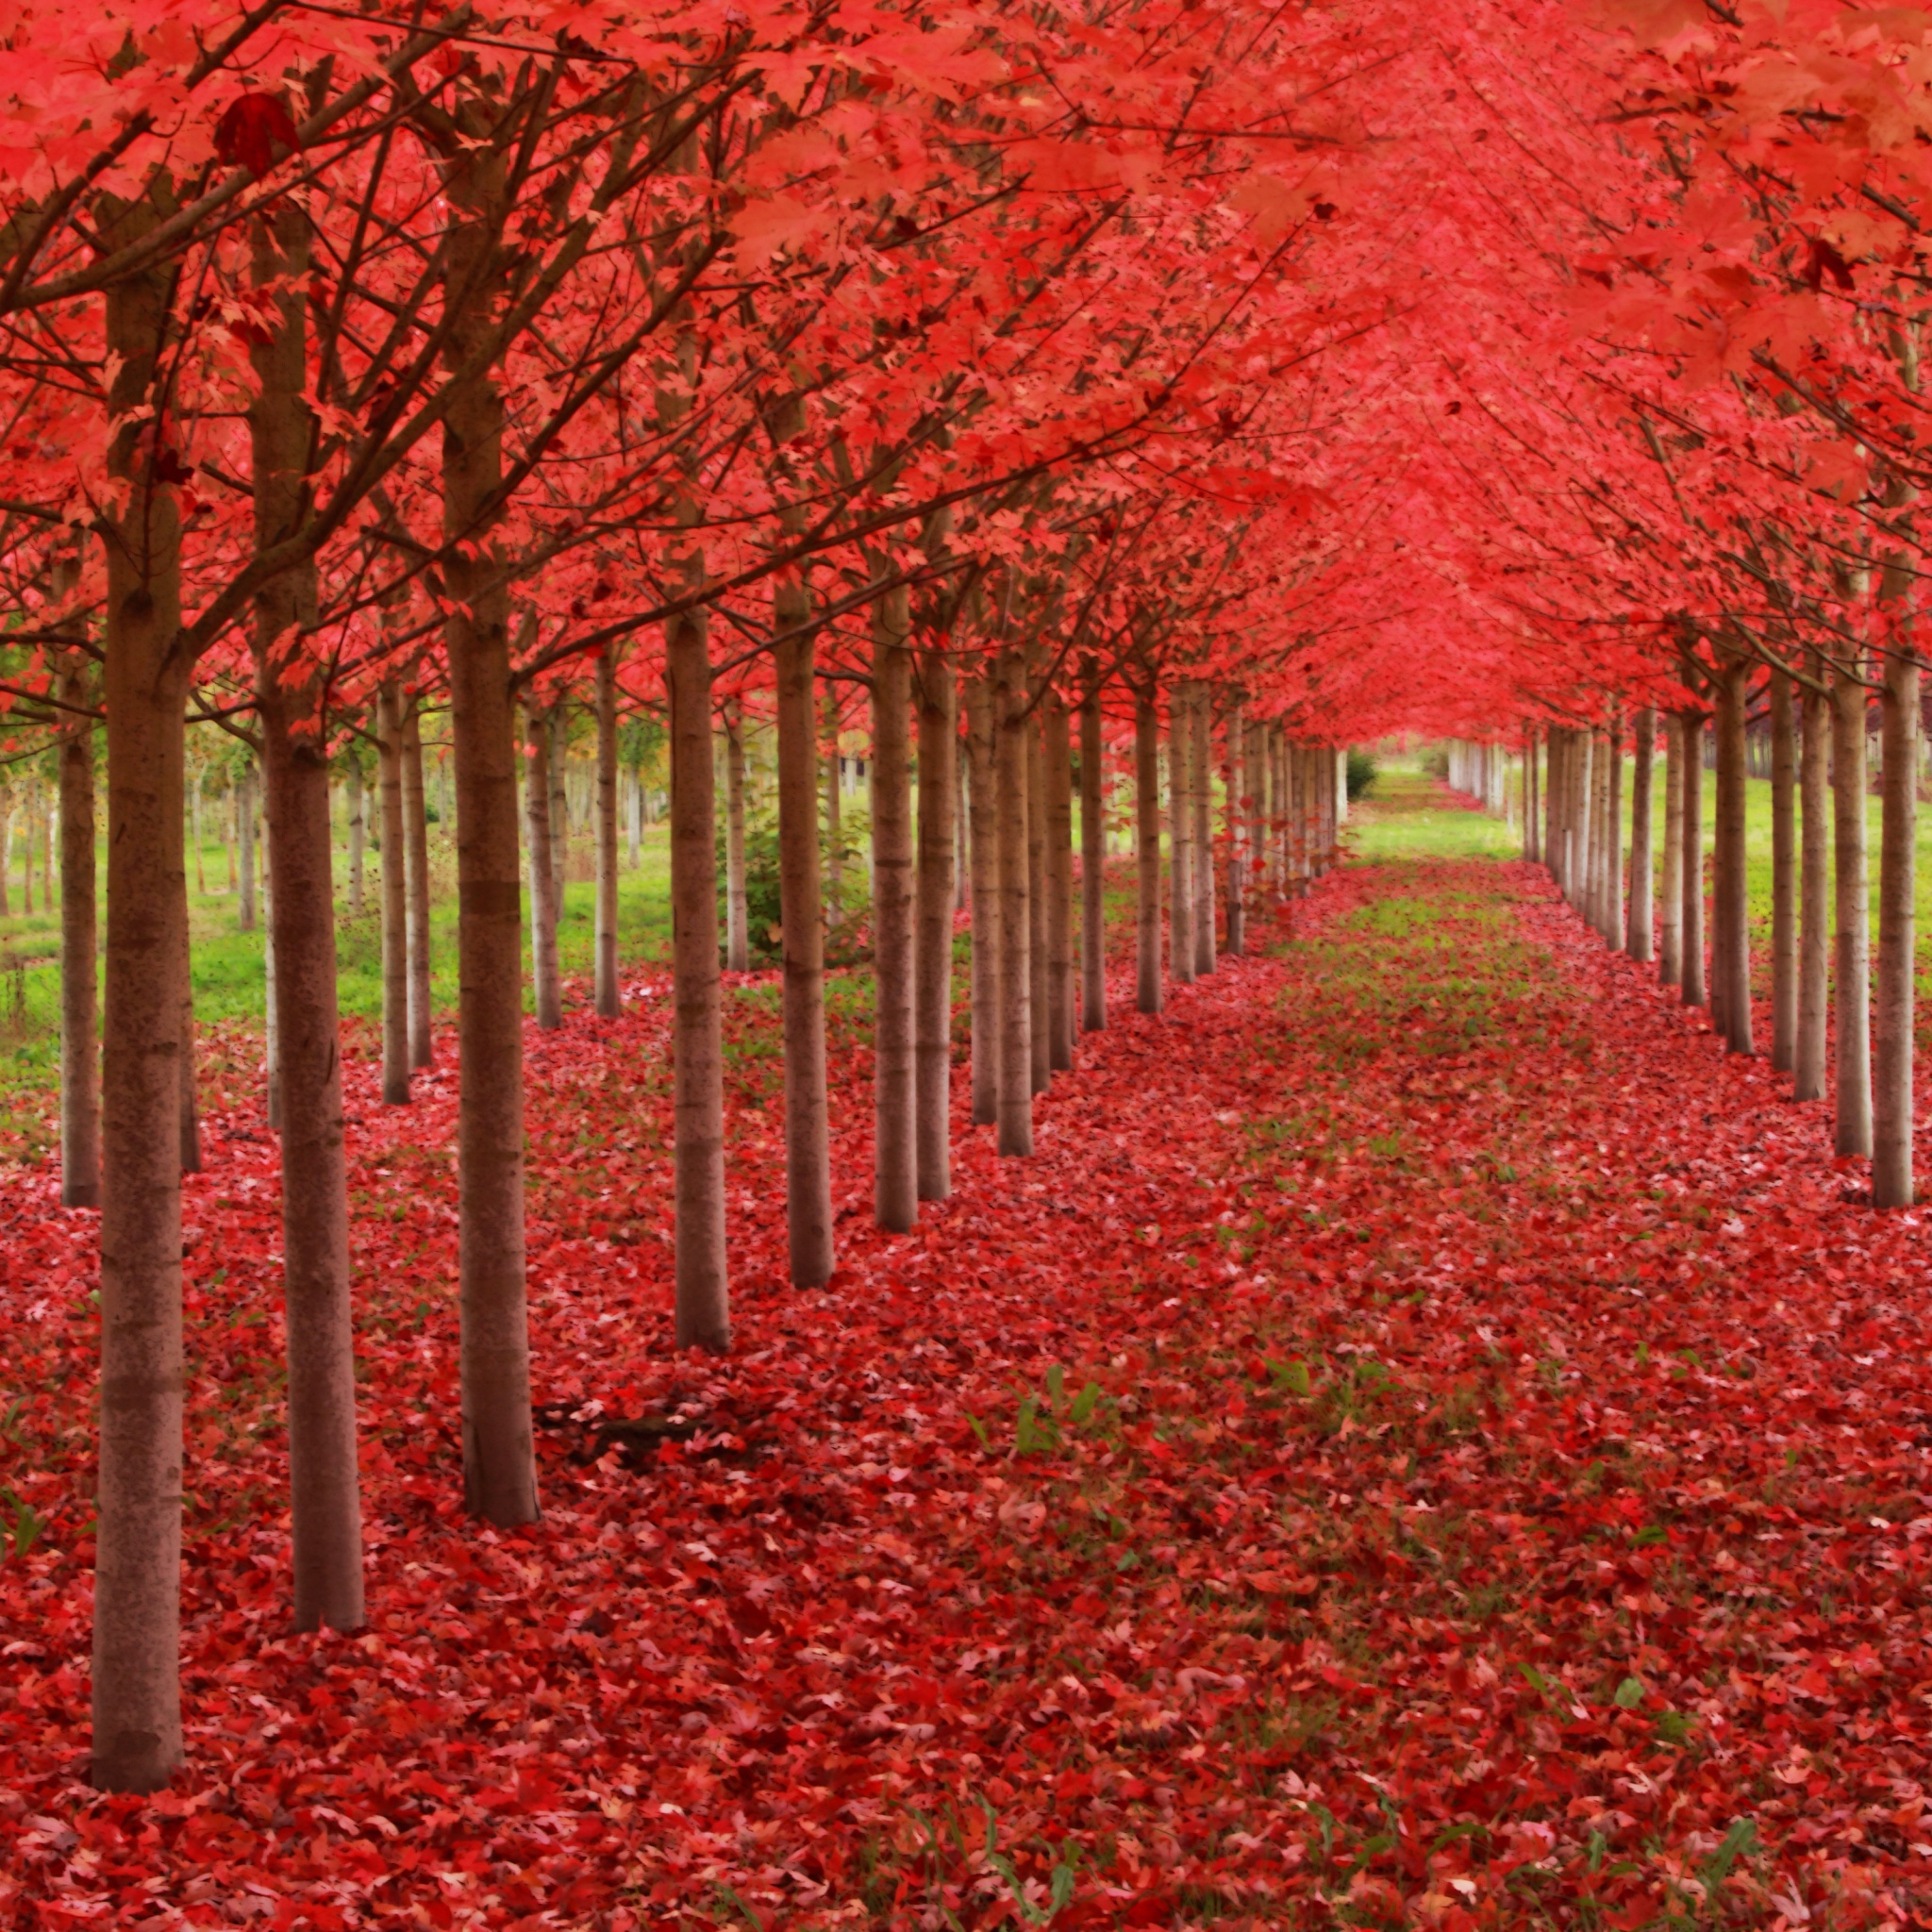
[5,771,1932,1930]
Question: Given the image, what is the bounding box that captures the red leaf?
[215,92,299,180]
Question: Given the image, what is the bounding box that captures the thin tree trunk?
[524,702,561,1031]
[1045,691,1074,1070]
[995,645,1034,1156]
[1660,717,1684,985]
[378,683,411,1099]
[93,186,189,1793]
[1627,708,1654,959]
[547,705,568,924]
[594,652,622,1017]
[345,759,364,915]
[1026,695,1050,1093]
[1606,718,1624,948]
[914,649,958,1200]
[1135,691,1162,1014]
[723,696,748,975]
[1169,693,1193,983]
[1225,700,1245,957]
[239,761,258,931]
[1795,667,1830,1101]
[59,651,100,1209]
[824,695,842,939]
[871,587,917,1232]
[1680,713,1706,1008]
[1080,691,1107,1033]
[965,669,1000,1128]
[775,593,833,1285]
[1191,687,1215,971]
[1875,640,1918,1206]
[401,705,434,1068]
[1770,670,1797,1073]
[1831,664,1874,1155]
[667,606,729,1348]
[1715,664,1752,1053]
[442,148,538,1528]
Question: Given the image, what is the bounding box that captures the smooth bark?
[524,702,561,1031]
[378,683,411,1099]
[1169,694,1194,982]
[1679,714,1706,1009]
[1874,641,1917,1206]
[965,669,1001,1127]
[667,606,729,1347]
[1660,717,1684,986]
[914,649,958,1200]
[1191,687,1215,970]
[723,697,749,975]
[1080,691,1107,1033]
[995,646,1034,1156]
[871,588,917,1232]
[1026,697,1050,1094]
[1626,708,1654,960]
[1831,665,1873,1156]
[58,651,100,1208]
[1714,665,1752,1053]
[1769,671,1796,1072]
[401,706,434,1067]
[1045,692,1074,1070]
[1135,692,1162,1014]
[594,652,622,1016]
[1795,670,1830,1101]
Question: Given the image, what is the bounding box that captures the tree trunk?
[723,696,749,975]
[59,652,100,1209]
[1080,691,1107,1033]
[1135,692,1162,1015]
[1715,664,1752,1053]
[965,669,1000,1127]
[914,648,958,1200]
[594,652,622,1017]
[378,683,411,1100]
[93,185,189,1794]
[547,706,568,922]
[441,149,538,1528]
[239,760,258,931]
[1831,664,1873,1156]
[1191,687,1215,971]
[1224,700,1245,957]
[775,595,834,1284]
[1026,696,1050,1094]
[1679,713,1706,1008]
[824,696,842,939]
[250,192,365,1635]
[401,706,434,1068]
[524,702,561,1031]
[871,587,917,1233]
[1770,670,1797,1073]
[1660,716,1683,985]
[345,758,365,915]
[1874,641,1918,1207]
[995,645,1034,1156]
[1795,667,1830,1102]
[667,606,729,1348]
[1045,691,1074,1070]
[1169,694,1193,982]
[1626,708,1654,959]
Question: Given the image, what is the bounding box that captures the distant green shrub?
[1345,748,1379,800]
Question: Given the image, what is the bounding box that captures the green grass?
[1348,765,1523,862]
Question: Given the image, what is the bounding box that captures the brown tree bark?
[1626,708,1654,960]
[378,683,412,1099]
[914,648,958,1200]
[1080,691,1107,1033]
[1831,663,1873,1156]
[995,645,1034,1156]
[442,143,537,1527]
[1169,693,1194,982]
[965,668,1001,1127]
[1659,716,1684,986]
[1045,691,1074,1070]
[1191,687,1215,970]
[1026,695,1050,1093]
[723,697,749,975]
[871,587,917,1232]
[824,695,843,939]
[345,758,365,915]
[1714,663,1752,1053]
[1679,713,1706,1008]
[594,651,622,1016]
[1795,667,1830,1102]
[524,702,562,1032]
[250,192,365,1635]
[239,759,258,932]
[93,183,189,1793]
[775,592,833,1284]
[1769,671,1796,1073]
[401,706,434,1068]
[547,705,568,923]
[667,605,729,1347]
[1874,640,1917,1207]
[59,647,100,1209]
[1135,691,1162,1015]
[1224,699,1245,958]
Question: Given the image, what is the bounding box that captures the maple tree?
[2,0,1932,1917]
